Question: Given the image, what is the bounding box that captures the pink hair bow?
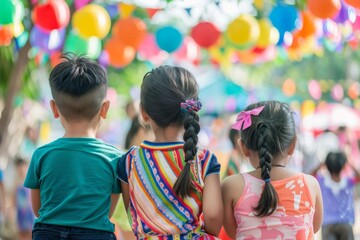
[232,106,265,130]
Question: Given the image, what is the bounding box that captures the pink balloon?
[75,0,91,10]
[173,37,200,63]
[331,84,344,101]
[352,15,360,32]
[308,80,322,100]
[138,34,161,60]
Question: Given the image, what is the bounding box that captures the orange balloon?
[298,11,317,38]
[307,0,340,19]
[0,26,13,46]
[105,37,136,68]
[112,17,147,49]
[344,0,360,9]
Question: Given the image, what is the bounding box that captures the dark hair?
[229,128,240,149]
[49,53,108,121]
[141,65,200,198]
[240,101,296,217]
[125,116,142,150]
[325,151,347,175]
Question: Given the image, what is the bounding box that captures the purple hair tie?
[180,99,202,113]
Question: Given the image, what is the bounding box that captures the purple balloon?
[333,0,356,24]
[30,26,66,53]
[98,51,109,68]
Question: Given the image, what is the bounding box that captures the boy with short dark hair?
[24,53,121,239]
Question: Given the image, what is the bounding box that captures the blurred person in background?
[14,157,35,240]
[312,151,360,240]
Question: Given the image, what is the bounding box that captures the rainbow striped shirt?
[118,141,220,239]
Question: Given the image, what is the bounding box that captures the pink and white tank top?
[234,173,315,240]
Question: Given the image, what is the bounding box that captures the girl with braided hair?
[117,66,223,239]
[222,101,323,239]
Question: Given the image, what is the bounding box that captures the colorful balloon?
[33,0,70,31]
[0,26,13,46]
[30,26,66,53]
[333,0,356,23]
[226,15,260,48]
[191,22,221,48]
[256,19,279,48]
[298,11,317,38]
[64,32,101,59]
[74,0,91,10]
[72,4,111,39]
[269,4,300,34]
[0,0,24,25]
[344,0,360,9]
[307,0,341,19]
[155,26,183,53]
[104,37,136,68]
[112,17,147,48]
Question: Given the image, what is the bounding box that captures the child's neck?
[331,174,341,182]
[153,125,184,142]
[62,120,99,138]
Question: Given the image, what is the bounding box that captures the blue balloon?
[155,26,183,53]
[30,25,65,53]
[105,4,118,19]
[269,4,300,34]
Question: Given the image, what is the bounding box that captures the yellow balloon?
[256,19,279,48]
[226,14,260,47]
[11,21,24,37]
[119,3,135,18]
[253,0,264,9]
[72,4,111,39]
[301,100,316,117]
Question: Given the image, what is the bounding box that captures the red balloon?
[344,0,360,9]
[307,0,341,19]
[191,22,221,48]
[112,17,147,49]
[33,0,70,31]
[0,26,13,46]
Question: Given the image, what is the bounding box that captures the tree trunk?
[0,40,31,167]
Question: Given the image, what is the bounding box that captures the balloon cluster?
[1,0,360,68]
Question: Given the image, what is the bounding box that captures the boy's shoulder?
[34,138,121,155]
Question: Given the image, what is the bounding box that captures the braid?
[173,111,200,198]
[253,124,279,217]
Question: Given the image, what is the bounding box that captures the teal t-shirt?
[24,138,122,232]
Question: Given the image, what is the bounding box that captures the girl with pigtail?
[117,66,223,239]
[222,101,323,240]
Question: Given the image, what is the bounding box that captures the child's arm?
[203,174,223,236]
[121,182,130,209]
[305,174,323,233]
[30,189,40,217]
[310,162,323,177]
[348,163,360,182]
[109,194,120,218]
[221,175,241,239]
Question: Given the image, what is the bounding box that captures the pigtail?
[173,111,200,198]
[253,124,279,217]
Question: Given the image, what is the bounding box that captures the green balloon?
[0,0,24,25]
[64,32,102,59]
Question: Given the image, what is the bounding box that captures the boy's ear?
[239,139,250,157]
[50,100,60,119]
[287,137,297,155]
[100,100,110,119]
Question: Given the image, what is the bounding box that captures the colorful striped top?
[117,141,221,240]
